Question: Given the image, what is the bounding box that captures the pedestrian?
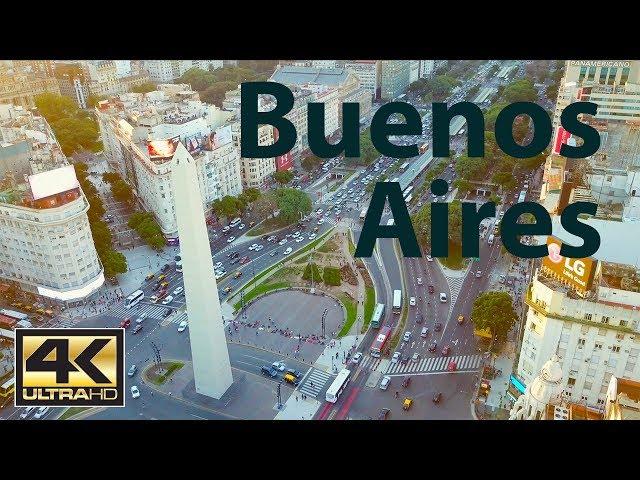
[295,395,298,402]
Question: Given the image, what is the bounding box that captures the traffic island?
[144,361,184,385]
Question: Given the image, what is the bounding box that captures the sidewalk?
[314,334,364,373]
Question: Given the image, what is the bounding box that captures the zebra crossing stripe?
[461,356,469,369]
[419,358,428,370]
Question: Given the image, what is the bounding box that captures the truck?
[360,207,367,222]
[487,234,494,246]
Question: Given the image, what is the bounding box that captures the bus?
[403,185,414,199]
[370,303,385,329]
[518,190,527,203]
[404,194,413,204]
[124,289,145,309]
[386,219,395,226]
[399,162,410,172]
[370,326,392,358]
[0,308,29,322]
[325,368,351,403]
[0,377,15,408]
[360,207,367,222]
[392,289,402,314]
[419,142,429,154]
[391,177,400,183]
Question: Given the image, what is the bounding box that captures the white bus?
[386,219,395,226]
[360,208,367,222]
[391,177,400,183]
[399,162,410,172]
[518,190,527,203]
[326,368,352,403]
[392,289,402,314]
[229,217,241,228]
[124,289,145,309]
[371,303,385,329]
[404,194,413,204]
[403,185,414,199]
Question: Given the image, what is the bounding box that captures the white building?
[0,104,103,301]
[409,60,420,84]
[310,60,337,69]
[114,60,132,78]
[420,60,435,78]
[344,60,380,100]
[95,84,241,238]
[142,60,223,83]
[233,123,276,189]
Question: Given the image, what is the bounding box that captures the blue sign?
[510,374,526,394]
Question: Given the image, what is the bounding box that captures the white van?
[421,327,429,338]
[229,217,241,228]
[379,375,391,391]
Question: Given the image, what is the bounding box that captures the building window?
[597,398,605,405]
[567,377,576,386]
[620,320,628,328]
[587,66,596,82]
[616,333,624,341]
[584,313,593,321]
[612,345,621,353]
[600,316,608,324]
[621,67,630,85]
[578,338,586,346]
[595,343,602,350]
[599,67,609,84]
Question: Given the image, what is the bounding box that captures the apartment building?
[345,60,380,100]
[380,60,411,101]
[95,84,241,238]
[142,60,223,83]
[0,68,60,108]
[232,123,276,189]
[0,104,103,300]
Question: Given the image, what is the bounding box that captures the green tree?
[492,171,517,191]
[130,82,157,94]
[102,172,120,184]
[86,94,107,109]
[252,192,278,219]
[273,188,312,224]
[484,102,509,130]
[272,170,294,185]
[412,199,463,248]
[453,178,473,194]
[346,128,379,166]
[111,179,134,203]
[200,81,237,107]
[34,93,78,123]
[240,187,261,204]
[471,291,518,339]
[211,196,244,220]
[90,220,112,253]
[128,212,165,250]
[102,249,128,277]
[302,155,323,172]
[302,262,322,282]
[501,79,537,103]
[488,193,502,205]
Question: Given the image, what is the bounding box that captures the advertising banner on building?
[184,134,205,155]
[205,125,232,150]
[147,136,180,159]
[552,126,571,155]
[542,237,596,292]
[273,127,294,171]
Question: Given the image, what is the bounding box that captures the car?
[317,219,325,225]
[295,236,304,243]
[426,255,433,262]
[292,231,300,237]
[428,342,437,352]
[434,322,443,332]
[283,247,292,255]
[19,406,36,419]
[237,223,245,230]
[269,250,278,256]
[227,236,236,243]
[234,271,242,279]
[409,296,416,306]
[255,245,264,252]
[421,327,429,338]
[475,270,482,278]
[173,286,184,296]
[428,285,435,294]
[33,406,50,419]
[248,243,259,251]
[231,252,240,259]
[285,368,303,379]
[401,354,410,365]
[352,352,363,364]
[278,239,287,246]
[402,376,412,388]
[136,313,148,324]
[240,256,250,265]
[161,264,171,272]
[442,345,451,356]
[267,235,276,242]
[150,295,159,304]
[412,352,421,363]
[272,361,286,372]
[162,295,174,305]
[214,271,224,279]
[378,408,391,420]
[160,281,169,288]
[403,331,412,342]
[440,293,447,303]
[119,318,131,329]
[163,309,172,318]
[222,226,230,233]
[457,315,465,324]
[177,320,188,332]
[433,392,442,403]
[391,351,401,364]
[214,262,223,269]
[128,365,137,377]
[133,324,143,334]
[379,375,391,390]
[131,386,140,399]
[316,209,323,215]
[308,233,317,240]
[145,273,155,281]
[417,277,423,285]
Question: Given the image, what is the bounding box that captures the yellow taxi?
[403,397,413,411]
[457,315,465,324]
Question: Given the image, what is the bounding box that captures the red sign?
[273,127,294,171]
[553,126,571,155]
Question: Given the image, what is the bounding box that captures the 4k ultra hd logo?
[15,328,124,407]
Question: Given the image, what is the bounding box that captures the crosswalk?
[298,368,334,399]
[359,356,384,371]
[385,354,482,375]
[108,303,172,320]
[446,275,465,314]
[162,310,187,326]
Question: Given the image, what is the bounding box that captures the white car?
[316,209,323,215]
[308,233,317,240]
[227,236,236,243]
[237,223,245,230]
[352,352,363,364]
[272,361,286,372]
[214,262,223,269]
[403,331,412,342]
[222,226,230,233]
[248,243,259,251]
[136,313,148,324]
[317,219,325,225]
[162,295,174,305]
[426,255,433,262]
[177,320,188,332]
[409,297,416,306]
[391,351,401,364]
[283,247,293,255]
[33,406,50,419]
[266,235,276,242]
[440,293,447,303]
[214,271,224,280]
[254,245,264,252]
[417,277,423,285]
[172,286,184,296]
[19,406,36,419]
[131,386,141,399]
[295,236,304,243]
[278,239,287,246]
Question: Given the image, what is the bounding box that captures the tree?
[102,172,120,184]
[455,154,490,181]
[488,193,502,205]
[492,171,517,191]
[484,103,509,130]
[130,82,157,94]
[90,220,113,254]
[252,193,278,219]
[501,79,537,103]
[128,212,165,250]
[471,291,518,339]
[86,94,107,109]
[302,262,322,282]
[111,179,134,203]
[453,178,473,195]
[102,250,128,277]
[239,187,260,204]
[273,188,312,224]
[412,199,463,248]
[200,81,237,107]
[272,170,294,185]
[346,128,379,166]
[34,93,78,123]
[302,155,323,172]
[211,196,244,220]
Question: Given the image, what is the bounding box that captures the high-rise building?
[344,60,380,100]
[0,68,60,108]
[142,60,223,83]
[233,123,276,189]
[95,84,241,239]
[0,104,103,300]
[419,60,435,78]
[409,60,420,84]
[380,60,411,100]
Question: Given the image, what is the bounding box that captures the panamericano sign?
[569,60,631,68]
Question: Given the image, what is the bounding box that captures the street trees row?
[128,212,165,251]
[175,66,266,107]
[102,171,134,204]
[471,291,518,340]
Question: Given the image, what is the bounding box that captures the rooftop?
[270,65,351,87]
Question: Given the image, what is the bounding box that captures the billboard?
[206,125,232,150]
[147,136,180,159]
[273,127,294,171]
[28,165,79,200]
[184,134,205,155]
[552,126,571,155]
[542,237,596,292]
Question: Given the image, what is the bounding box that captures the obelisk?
[171,143,232,398]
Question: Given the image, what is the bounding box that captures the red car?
[441,345,451,357]
[120,318,131,329]
[428,285,435,294]
[240,256,250,265]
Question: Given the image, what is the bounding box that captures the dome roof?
[528,355,564,404]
